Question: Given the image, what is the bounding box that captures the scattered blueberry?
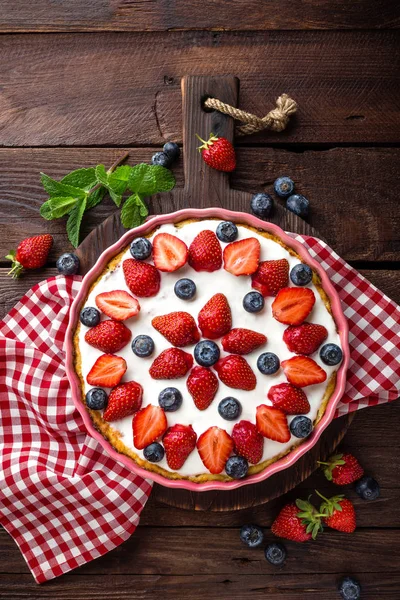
[274,176,295,198]
[264,542,287,566]
[320,343,343,366]
[257,352,280,375]
[86,388,108,410]
[80,307,100,327]
[158,387,183,412]
[194,340,220,367]
[243,291,265,313]
[240,524,264,548]
[216,221,238,243]
[218,397,242,421]
[290,416,313,438]
[56,252,80,275]
[250,193,274,219]
[225,455,249,479]
[174,278,196,300]
[132,335,155,357]
[151,151,172,168]
[339,577,361,600]
[130,237,152,260]
[355,476,380,501]
[290,263,313,286]
[163,141,180,161]
[143,442,165,463]
[286,194,309,218]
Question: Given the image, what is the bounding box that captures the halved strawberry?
[152,312,200,347]
[283,322,328,355]
[198,293,232,339]
[95,290,140,321]
[123,258,160,297]
[103,381,143,421]
[149,348,193,379]
[223,238,260,276]
[85,320,131,353]
[231,420,264,464]
[281,356,327,387]
[221,328,267,355]
[87,354,127,388]
[267,383,311,415]
[133,404,168,450]
[152,233,188,272]
[197,427,234,474]
[256,404,291,443]
[251,259,289,297]
[188,230,222,272]
[187,366,219,410]
[272,287,315,325]
[163,424,197,470]
[214,355,257,391]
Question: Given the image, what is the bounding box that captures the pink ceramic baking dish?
[65,208,349,491]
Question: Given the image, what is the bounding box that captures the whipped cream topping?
[78,220,341,477]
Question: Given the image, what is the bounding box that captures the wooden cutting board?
[76,75,354,511]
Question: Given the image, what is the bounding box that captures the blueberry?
[163,141,180,161]
[218,397,242,421]
[290,263,313,286]
[151,151,172,168]
[56,252,80,275]
[132,335,155,357]
[355,476,380,501]
[194,340,220,367]
[320,343,343,366]
[158,387,183,412]
[216,221,238,243]
[80,307,100,327]
[86,388,108,410]
[264,542,287,566]
[250,193,274,219]
[143,442,165,463]
[274,177,295,198]
[240,524,264,548]
[339,577,361,600]
[225,455,249,479]
[130,237,152,260]
[290,416,313,438]
[257,352,280,375]
[286,194,309,218]
[243,291,265,313]
[174,278,196,300]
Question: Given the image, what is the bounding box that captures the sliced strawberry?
[123,258,160,297]
[149,348,193,379]
[152,233,188,272]
[163,424,197,470]
[133,404,168,450]
[223,238,260,276]
[103,381,143,421]
[231,420,264,464]
[268,383,311,415]
[251,259,289,297]
[221,328,267,355]
[198,293,232,339]
[281,356,327,387]
[187,366,219,410]
[188,230,222,272]
[283,322,328,355]
[85,320,131,353]
[95,290,140,321]
[272,287,315,325]
[197,427,234,474]
[214,355,257,391]
[152,311,200,347]
[87,354,127,388]
[256,404,291,443]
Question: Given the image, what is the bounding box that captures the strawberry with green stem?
[318,452,364,485]
[271,498,324,542]
[6,234,53,279]
[316,490,356,533]
[196,133,236,172]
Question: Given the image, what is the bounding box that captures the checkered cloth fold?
[0,235,399,584]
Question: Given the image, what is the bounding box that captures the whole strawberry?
[198,293,232,339]
[152,311,200,347]
[149,348,193,379]
[251,259,289,297]
[271,499,323,542]
[232,420,264,464]
[123,258,160,297]
[214,355,257,391]
[163,424,197,470]
[317,492,356,533]
[221,328,267,355]
[187,366,219,410]
[85,320,132,353]
[283,322,328,355]
[196,133,236,172]
[103,381,143,421]
[188,230,222,272]
[6,234,53,278]
[319,453,364,485]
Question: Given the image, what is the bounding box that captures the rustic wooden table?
[0,2,399,598]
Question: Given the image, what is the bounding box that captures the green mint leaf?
[136,193,149,218]
[86,186,106,210]
[40,196,78,220]
[62,168,97,191]
[95,164,108,187]
[67,196,87,247]
[151,165,175,192]
[128,163,175,196]
[108,165,131,195]
[40,173,86,199]
[95,164,127,205]
[121,194,146,229]
[109,189,122,207]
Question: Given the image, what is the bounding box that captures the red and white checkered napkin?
[0,236,399,584]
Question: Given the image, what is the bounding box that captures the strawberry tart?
[72,217,344,483]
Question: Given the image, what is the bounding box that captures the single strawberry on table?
[214,355,257,391]
[198,293,232,339]
[87,354,127,388]
[152,233,188,272]
[255,404,290,443]
[149,347,193,379]
[152,311,200,347]
[231,420,264,464]
[197,426,234,474]
[6,234,53,278]
[271,499,323,542]
[187,366,219,410]
[281,356,327,387]
[84,320,132,353]
[196,132,236,172]
[319,452,364,485]
[221,328,267,355]
[123,258,160,297]
[283,322,328,355]
[251,259,289,297]
[317,491,356,533]
[267,383,310,415]
[95,290,140,321]
[103,381,143,421]
[163,423,197,470]
[188,230,222,272]
[223,238,260,276]
[133,404,168,450]
[272,287,315,325]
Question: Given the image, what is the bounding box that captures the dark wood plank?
[0,32,399,146]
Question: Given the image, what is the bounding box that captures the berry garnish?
[163,141,180,161]
[151,151,172,168]
[152,233,188,272]
[225,455,249,479]
[143,442,165,463]
[80,307,100,327]
[174,278,196,300]
[149,348,193,379]
[268,383,310,415]
[283,322,328,355]
[198,293,232,339]
[243,291,265,313]
[256,405,290,443]
[214,355,257,391]
[221,328,267,355]
[187,366,219,410]
[319,452,364,485]
[152,311,200,347]
[123,258,160,297]
[271,499,322,542]
[320,343,343,366]
[216,221,238,243]
[197,426,234,474]
[130,237,152,260]
[355,476,380,501]
[339,577,361,600]
[196,132,236,172]
[264,542,287,566]
[232,420,264,464]
[85,388,108,410]
[218,397,242,421]
[131,335,155,357]
[132,404,168,450]
[290,263,313,286]
[240,524,264,548]
[317,491,356,534]
[103,381,143,421]
[194,340,220,366]
[281,356,327,387]
[188,230,222,272]
[286,194,309,218]
[274,176,295,198]
[87,354,127,388]
[56,252,80,275]
[6,234,53,278]
[290,416,313,438]
[158,387,183,412]
[85,320,131,354]
[272,287,315,325]
[223,238,260,276]
[251,259,289,297]
[95,290,140,321]
[250,193,274,219]
[257,352,280,375]
[163,424,197,470]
